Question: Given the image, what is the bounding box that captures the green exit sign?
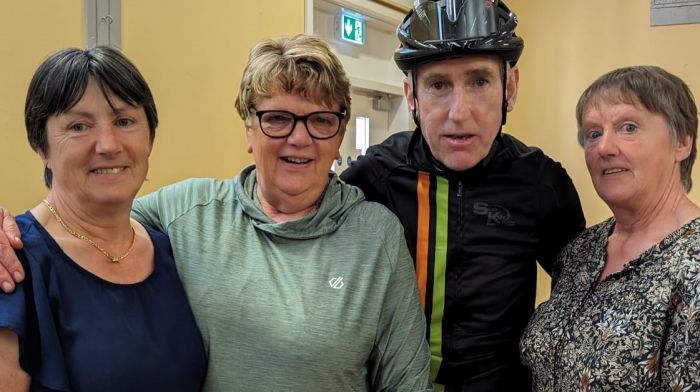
[341,12,365,45]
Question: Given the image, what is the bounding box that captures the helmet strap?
[501,61,508,126]
[410,70,421,126]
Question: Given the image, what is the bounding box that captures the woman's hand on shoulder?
[0,328,30,391]
[0,207,24,293]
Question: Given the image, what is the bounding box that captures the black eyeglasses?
[253,109,346,140]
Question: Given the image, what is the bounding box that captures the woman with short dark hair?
[0,47,206,391]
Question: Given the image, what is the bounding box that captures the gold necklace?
[43,199,136,263]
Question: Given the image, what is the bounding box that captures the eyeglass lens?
[260,111,341,138]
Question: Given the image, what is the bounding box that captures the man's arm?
[340,148,389,204]
[0,328,30,391]
[0,208,25,293]
[537,163,586,281]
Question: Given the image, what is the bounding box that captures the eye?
[474,78,489,87]
[116,118,134,127]
[261,112,294,129]
[69,123,87,132]
[584,129,602,141]
[621,123,637,133]
[267,114,292,124]
[311,114,334,126]
[430,81,446,90]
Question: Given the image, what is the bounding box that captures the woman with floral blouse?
[520,65,700,390]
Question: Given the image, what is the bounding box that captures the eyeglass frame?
[253,109,347,140]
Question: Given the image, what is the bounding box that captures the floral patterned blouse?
[520,217,700,391]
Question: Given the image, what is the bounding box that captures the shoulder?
[343,200,405,243]
[157,177,235,201]
[340,201,409,272]
[141,177,237,213]
[341,131,415,192]
[555,219,610,268]
[666,222,700,321]
[498,134,578,199]
[372,130,414,152]
[16,212,39,235]
[143,225,170,245]
[361,131,413,166]
[556,219,609,269]
[670,219,700,284]
[15,213,53,262]
[552,218,610,278]
[144,227,180,273]
[352,131,414,160]
[351,200,401,223]
[565,219,611,251]
[499,133,566,172]
[132,176,240,232]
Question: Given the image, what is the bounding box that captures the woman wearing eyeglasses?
[0,35,430,391]
[130,34,432,391]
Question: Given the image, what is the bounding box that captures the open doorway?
[334,89,410,174]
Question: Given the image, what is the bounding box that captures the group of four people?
[0,0,698,391]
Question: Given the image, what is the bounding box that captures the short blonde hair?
[235,34,351,124]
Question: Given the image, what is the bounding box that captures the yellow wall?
[0,1,83,213]
[0,0,304,213]
[4,1,700,303]
[504,0,700,303]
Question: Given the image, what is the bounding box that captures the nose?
[447,85,472,122]
[595,129,619,156]
[95,124,123,155]
[286,117,313,146]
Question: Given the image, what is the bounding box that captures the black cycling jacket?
[341,130,585,391]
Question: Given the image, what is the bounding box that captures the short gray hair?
[576,65,698,192]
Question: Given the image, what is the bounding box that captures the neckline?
[25,211,159,287]
[596,215,700,283]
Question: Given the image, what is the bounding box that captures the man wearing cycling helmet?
[341,0,585,390]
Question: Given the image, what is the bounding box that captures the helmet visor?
[408,0,498,44]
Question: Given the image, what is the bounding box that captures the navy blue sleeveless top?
[0,212,207,391]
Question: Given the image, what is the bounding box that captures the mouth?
[281,157,312,164]
[445,134,476,142]
[603,168,628,175]
[91,167,127,175]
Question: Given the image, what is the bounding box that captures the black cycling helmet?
[395,0,524,72]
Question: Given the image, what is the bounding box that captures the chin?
[439,150,484,171]
[597,190,633,207]
[90,190,138,206]
[443,159,479,172]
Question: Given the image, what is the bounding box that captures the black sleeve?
[340,150,386,203]
[536,161,586,283]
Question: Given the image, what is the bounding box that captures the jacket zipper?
[457,180,464,234]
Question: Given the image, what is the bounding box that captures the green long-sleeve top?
[132,165,432,392]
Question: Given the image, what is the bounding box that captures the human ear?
[36,149,49,168]
[403,78,416,112]
[506,65,520,112]
[675,134,693,162]
[245,118,254,154]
